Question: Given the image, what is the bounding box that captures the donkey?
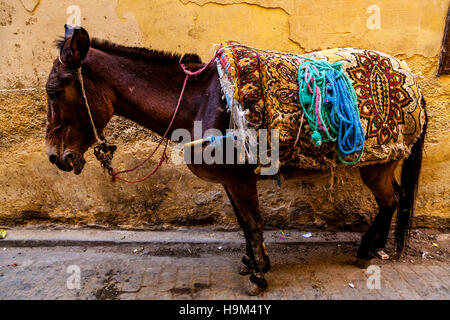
[45,26,427,295]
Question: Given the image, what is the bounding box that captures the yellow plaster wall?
[0,0,448,229]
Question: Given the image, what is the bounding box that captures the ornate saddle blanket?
[215,41,426,170]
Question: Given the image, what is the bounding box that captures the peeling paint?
[181,0,304,52]
[0,1,15,26]
[0,0,142,90]
[181,0,448,57]
[181,0,294,15]
[19,0,40,13]
[116,0,303,60]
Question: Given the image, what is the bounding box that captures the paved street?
[0,229,448,300]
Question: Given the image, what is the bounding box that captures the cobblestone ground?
[0,241,448,300]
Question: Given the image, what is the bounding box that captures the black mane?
[55,38,202,64]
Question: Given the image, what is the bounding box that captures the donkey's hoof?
[245,279,267,296]
[246,273,268,296]
[238,264,253,275]
[355,257,373,269]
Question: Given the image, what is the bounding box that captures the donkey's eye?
[47,90,63,99]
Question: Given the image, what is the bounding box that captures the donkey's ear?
[69,27,90,65]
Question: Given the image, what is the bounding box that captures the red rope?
[111,54,217,183]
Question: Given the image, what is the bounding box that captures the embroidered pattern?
[346,50,412,145]
[216,42,426,169]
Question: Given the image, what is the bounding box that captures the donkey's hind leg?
[357,161,402,266]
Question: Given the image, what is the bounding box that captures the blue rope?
[205,133,238,147]
[324,68,365,164]
[297,58,365,165]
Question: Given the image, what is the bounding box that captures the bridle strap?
[58,56,103,143]
[76,68,103,143]
[58,56,65,66]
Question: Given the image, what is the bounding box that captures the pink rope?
[305,64,327,134]
[314,85,327,133]
[111,53,217,183]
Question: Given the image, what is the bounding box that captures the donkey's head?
[45,26,113,174]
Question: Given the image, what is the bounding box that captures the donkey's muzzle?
[47,150,72,172]
[63,152,86,175]
[48,150,85,175]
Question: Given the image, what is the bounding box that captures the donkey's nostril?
[49,154,57,164]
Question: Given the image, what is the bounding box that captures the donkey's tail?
[395,97,427,256]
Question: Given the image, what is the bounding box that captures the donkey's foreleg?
[224,180,270,295]
[223,184,256,275]
[357,162,401,267]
